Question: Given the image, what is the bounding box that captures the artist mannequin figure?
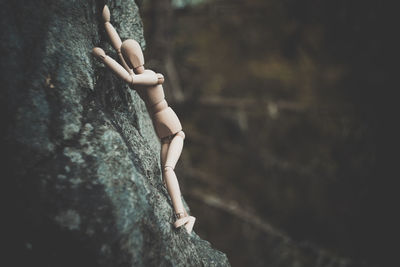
[93,5,195,233]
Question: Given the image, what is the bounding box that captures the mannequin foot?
[174,213,196,234]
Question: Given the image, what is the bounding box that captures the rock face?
[0,0,229,266]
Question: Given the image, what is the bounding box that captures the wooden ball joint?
[93,5,195,234]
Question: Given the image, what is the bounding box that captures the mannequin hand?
[157,73,164,84]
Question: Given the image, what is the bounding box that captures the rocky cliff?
[0,0,229,266]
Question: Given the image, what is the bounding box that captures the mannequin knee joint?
[177,131,185,140]
[163,166,174,173]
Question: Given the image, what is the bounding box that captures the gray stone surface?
[0,0,229,266]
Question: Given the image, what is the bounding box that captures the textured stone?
[0,0,229,266]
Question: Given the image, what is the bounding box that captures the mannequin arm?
[93,47,132,84]
[102,5,132,74]
[93,48,163,86]
[102,6,121,53]
[132,71,164,85]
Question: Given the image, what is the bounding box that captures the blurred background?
[139,0,397,266]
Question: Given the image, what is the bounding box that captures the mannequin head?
[121,39,145,73]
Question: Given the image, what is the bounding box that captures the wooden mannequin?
[93,5,195,233]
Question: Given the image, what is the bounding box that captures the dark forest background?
[139,0,397,266]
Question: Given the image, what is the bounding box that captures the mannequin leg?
[163,131,185,216]
[162,131,196,233]
[160,141,169,184]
